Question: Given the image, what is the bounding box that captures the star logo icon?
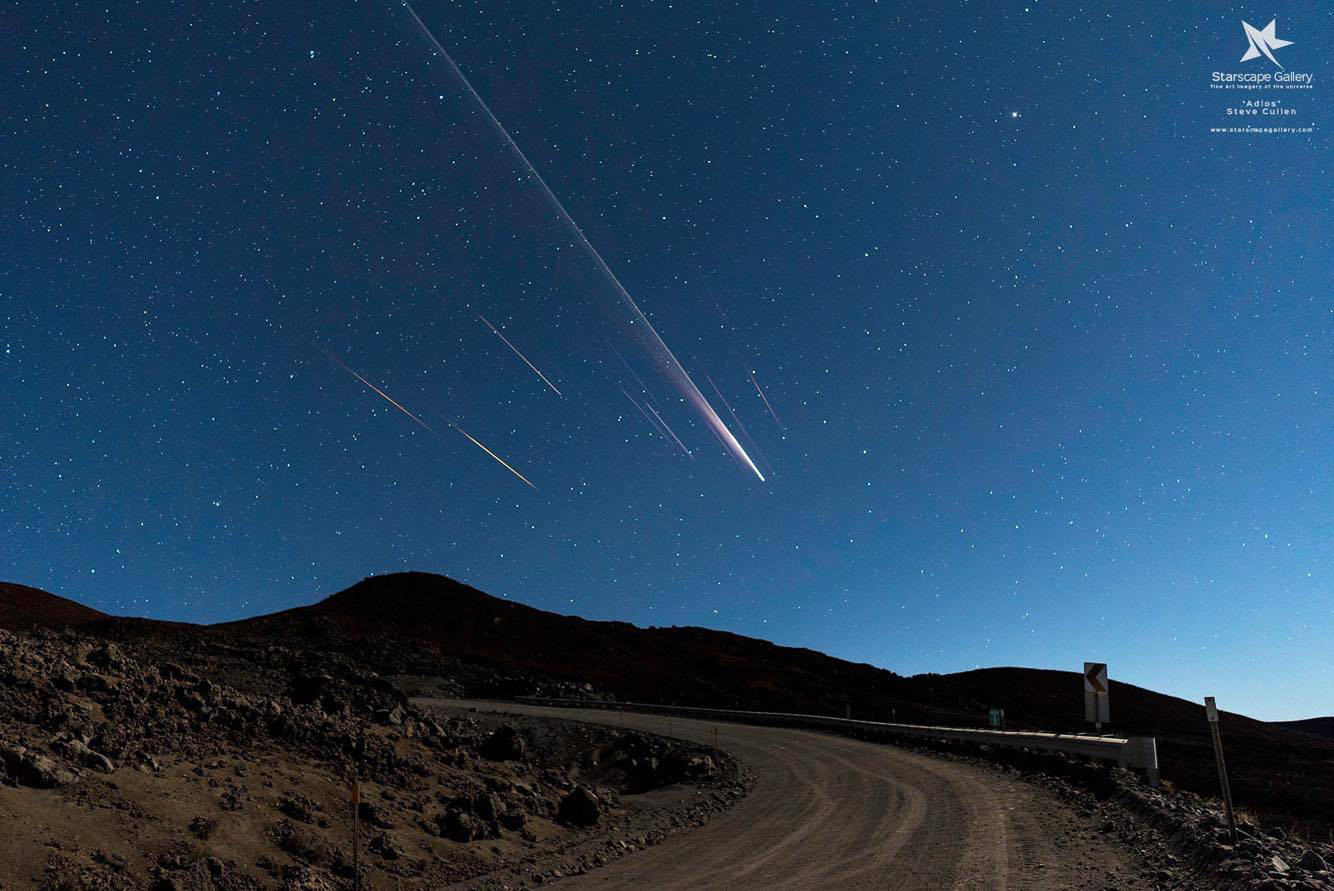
[1240,19,1293,69]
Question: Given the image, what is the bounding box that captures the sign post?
[1083,662,1110,730]
[1204,697,1238,843]
[988,707,1005,729]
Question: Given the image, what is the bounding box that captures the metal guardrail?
[512,696,1160,786]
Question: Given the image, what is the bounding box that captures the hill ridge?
[5,571,1333,831]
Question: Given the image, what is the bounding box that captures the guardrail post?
[1127,737,1159,787]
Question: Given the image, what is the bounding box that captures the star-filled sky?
[2,3,1329,720]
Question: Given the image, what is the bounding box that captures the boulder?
[368,832,403,860]
[0,743,77,788]
[441,809,487,842]
[473,792,502,821]
[1297,850,1328,872]
[52,737,115,772]
[291,672,332,706]
[480,724,526,761]
[558,786,601,827]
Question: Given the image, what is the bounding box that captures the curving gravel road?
[453,699,1150,890]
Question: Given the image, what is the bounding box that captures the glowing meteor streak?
[705,372,772,477]
[398,1,765,483]
[622,388,664,436]
[330,354,436,434]
[449,421,537,490]
[638,396,692,459]
[749,370,784,433]
[622,388,678,454]
[705,372,756,448]
[476,313,563,397]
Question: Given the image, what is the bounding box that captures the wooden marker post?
[1204,697,1237,843]
[352,778,362,891]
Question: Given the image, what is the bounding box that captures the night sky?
[3,3,1329,721]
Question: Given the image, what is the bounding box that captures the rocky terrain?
[0,625,749,889]
[3,572,1332,889]
[884,736,1334,890]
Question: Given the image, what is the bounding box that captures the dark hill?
[1274,717,1334,740]
[224,572,935,719]
[0,582,108,631]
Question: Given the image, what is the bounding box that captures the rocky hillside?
[0,624,748,889]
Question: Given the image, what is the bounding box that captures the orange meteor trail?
[330,354,436,434]
[476,313,563,397]
[330,353,535,491]
[449,422,537,490]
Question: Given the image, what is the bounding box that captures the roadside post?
[351,778,361,891]
[1083,662,1110,731]
[1204,697,1238,843]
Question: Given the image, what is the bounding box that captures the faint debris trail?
[476,312,564,397]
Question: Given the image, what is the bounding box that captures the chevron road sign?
[1084,662,1110,726]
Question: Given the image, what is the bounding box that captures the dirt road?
[449,699,1149,890]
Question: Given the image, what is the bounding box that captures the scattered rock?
[357,801,394,830]
[279,794,320,824]
[188,816,218,840]
[220,783,249,812]
[368,832,402,860]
